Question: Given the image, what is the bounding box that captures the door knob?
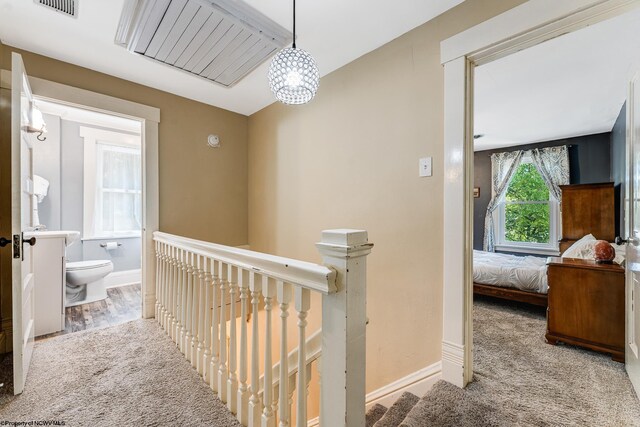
[23,236,36,247]
[615,236,627,245]
[0,237,10,248]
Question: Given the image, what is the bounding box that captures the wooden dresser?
[546,257,625,361]
[558,182,615,253]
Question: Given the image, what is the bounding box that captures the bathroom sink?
[27,230,81,247]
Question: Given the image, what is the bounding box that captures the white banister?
[316,230,372,427]
[153,229,371,427]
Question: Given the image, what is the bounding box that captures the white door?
[626,70,640,396]
[11,52,37,395]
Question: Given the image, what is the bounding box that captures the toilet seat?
[67,260,112,271]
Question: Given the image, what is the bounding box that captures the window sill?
[494,244,560,256]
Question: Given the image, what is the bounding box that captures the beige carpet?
[400,297,640,426]
[0,320,241,427]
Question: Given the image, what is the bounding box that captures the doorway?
[441,0,640,391]
[0,64,160,395]
[32,99,144,339]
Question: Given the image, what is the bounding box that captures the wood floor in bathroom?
[37,283,141,340]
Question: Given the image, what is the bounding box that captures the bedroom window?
[496,158,560,255]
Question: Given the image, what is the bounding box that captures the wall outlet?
[419,157,432,177]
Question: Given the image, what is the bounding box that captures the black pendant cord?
[292,0,296,49]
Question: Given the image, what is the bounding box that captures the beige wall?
[0,43,249,351]
[248,0,526,392]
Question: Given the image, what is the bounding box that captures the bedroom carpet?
[399,297,640,426]
[0,319,241,427]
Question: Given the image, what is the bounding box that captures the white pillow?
[562,234,596,259]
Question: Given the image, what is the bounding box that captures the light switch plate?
[419,157,432,177]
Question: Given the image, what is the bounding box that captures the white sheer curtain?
[529,146,570,204]
[94,143,142,236]
[483,150,524,252]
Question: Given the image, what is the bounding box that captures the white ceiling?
[474,8,640,152]
[0,0,464,116]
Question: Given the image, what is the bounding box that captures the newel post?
[316,229,373,427]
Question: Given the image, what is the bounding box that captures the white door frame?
[440,0,640,387]
[0,71,160,324]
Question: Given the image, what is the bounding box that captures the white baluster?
[196,255,205,374]
[295,287,310,427]
[287,375,296,427]
[203,257,212,382]
[184,251,193,359]
[190,252,199,367]
[210,260,220,392]
[278,281,292,427]
[170,246,178,342]
[155,241,160,321]
[163,242,171,331]
[248,272,262,426]
[159,242,166,329]
[273,384,279,427]
[179,248,187,353]
[237,269,250,425]
[218,261,229,402]
[262,276,276,427]
[166,245,175,336]
[316,358,322,427]
[227,265,239,413]
[177,247,185,349]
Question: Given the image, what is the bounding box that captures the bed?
[473,250,548,306]
[473,182,617,307]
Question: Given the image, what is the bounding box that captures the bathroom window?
[81,126,142,239]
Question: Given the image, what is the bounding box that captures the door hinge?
[12,235,20,259]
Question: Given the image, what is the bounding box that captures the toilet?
[65,260,114,307]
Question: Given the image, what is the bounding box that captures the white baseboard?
[307,361,442,426]
[442,340,465,388]
[105,269,141,289]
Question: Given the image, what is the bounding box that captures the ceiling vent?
[115,0,291,88]
[34,0,78,18]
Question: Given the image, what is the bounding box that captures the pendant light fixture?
[268,0,319,105]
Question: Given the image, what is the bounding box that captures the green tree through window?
[504,162,550,244]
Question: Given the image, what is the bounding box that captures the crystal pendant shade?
[268,47,319,105]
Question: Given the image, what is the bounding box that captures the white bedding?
[473,250,548,294]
